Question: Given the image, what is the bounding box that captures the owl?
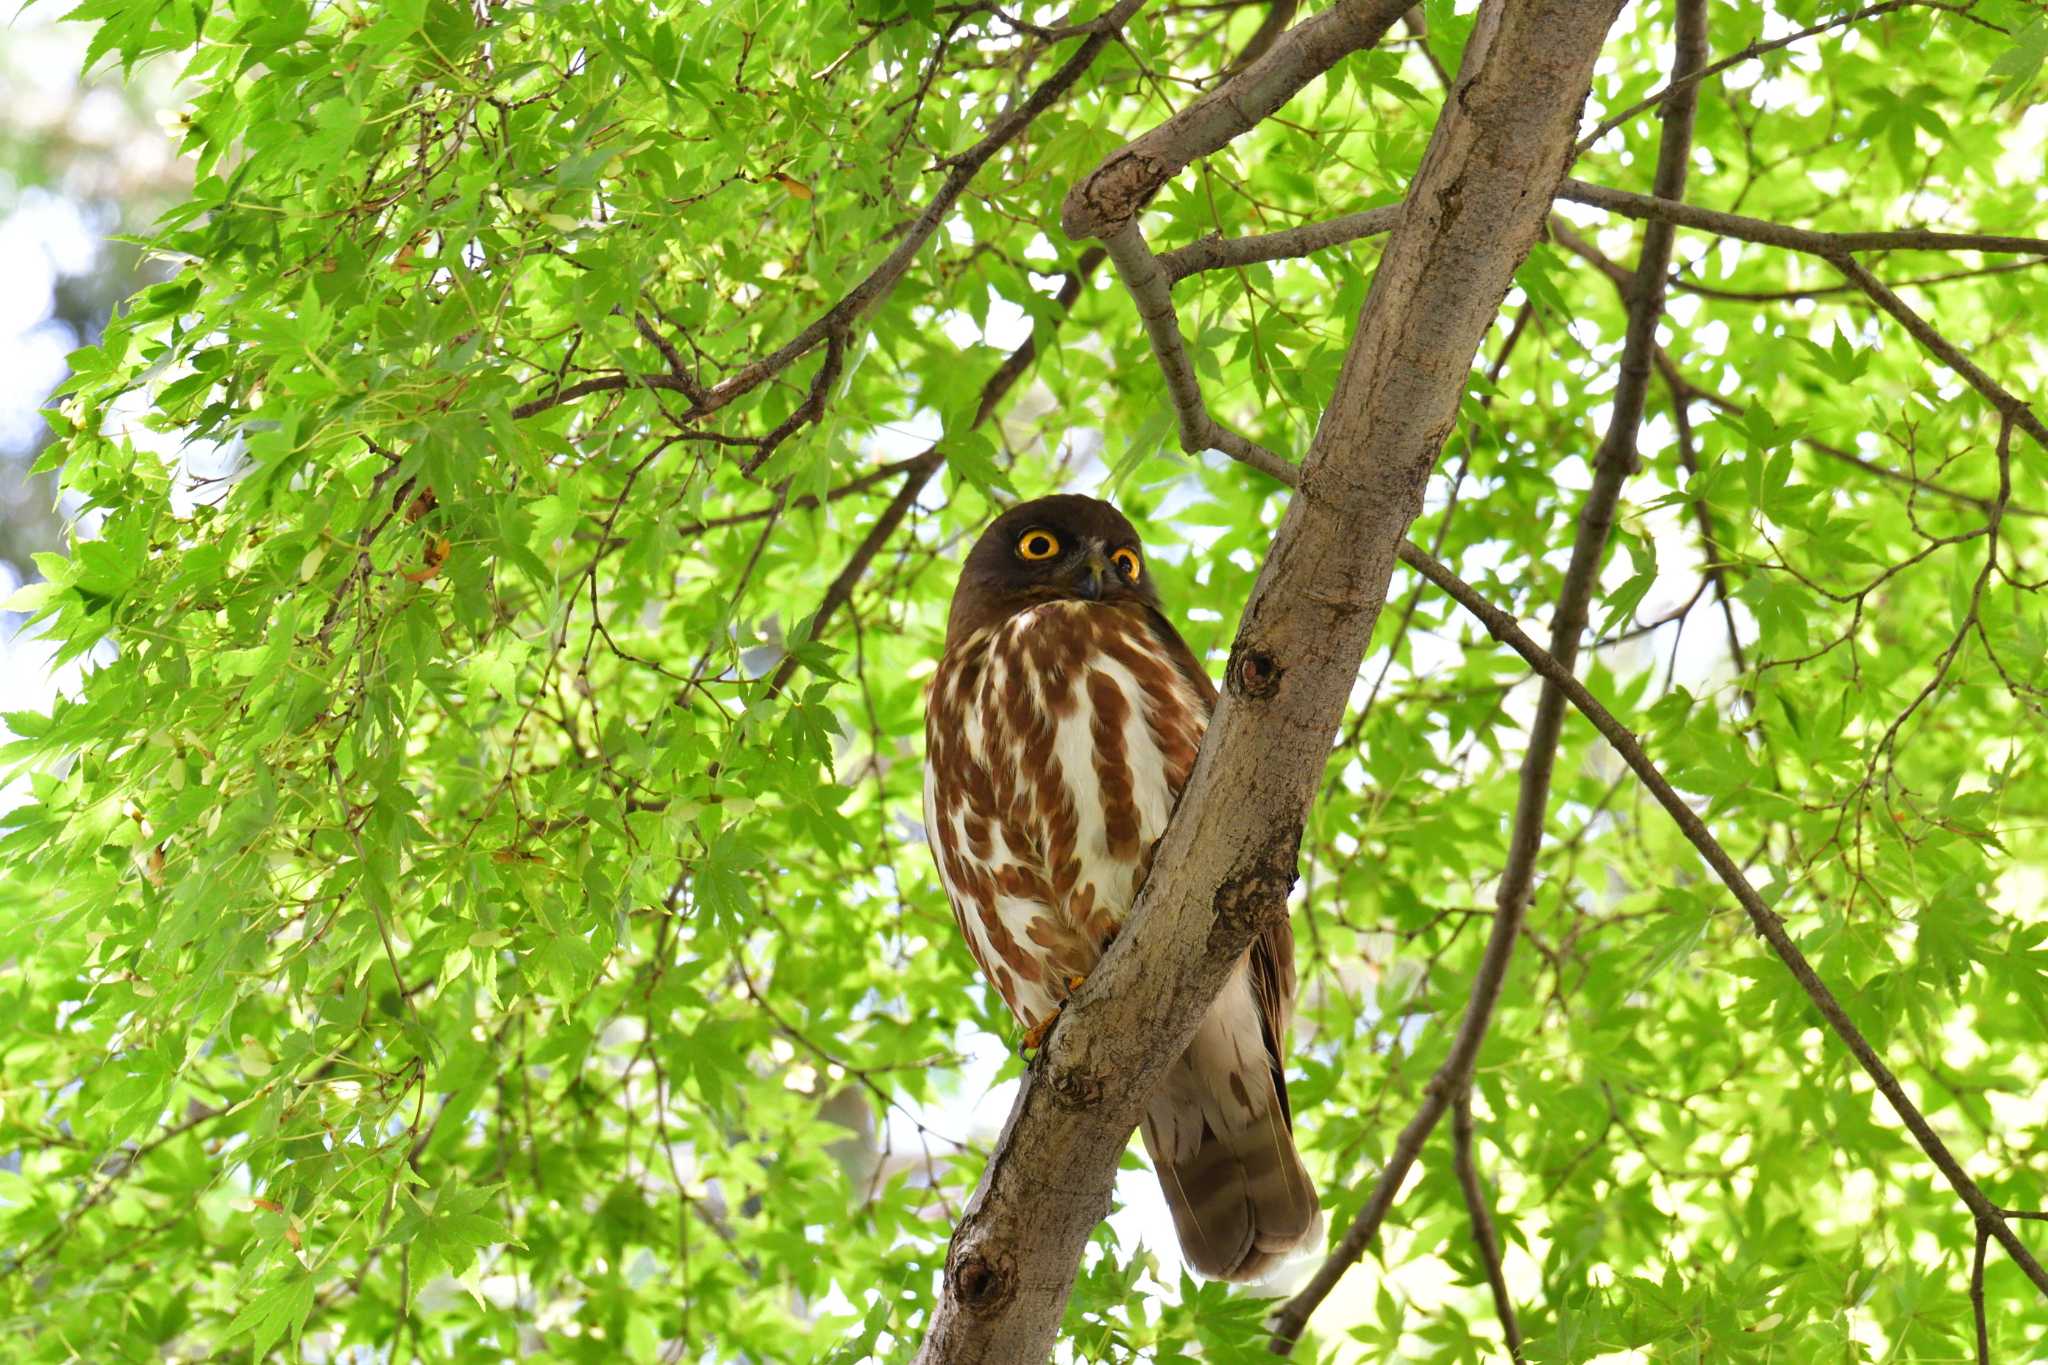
[922,494,1318,1282]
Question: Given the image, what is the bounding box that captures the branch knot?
[1061,152,1168,240]
[1229,646,1283,699]
[1208,826,1302,955]
[1047,1060,1106,1111]
[947,1245,1017,1315]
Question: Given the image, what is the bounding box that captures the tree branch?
[1826,253,2048,451]
[1666,378,1747,674]
[1559,179,2048,258]
[740,325,849,476]
[1664,255,2048,304]
[509,370,700,421]
[1061,0,1411,239]
[1547,219,2048,516]
[1160,203,1404,280]
[1450,1086,1523,1363]
[1102,220,1296,479]
[669,455,935,540]
[513,0,1144,425]
[1573,0,1977,155]
[1272,2,1707,1344]
[1973,1216,1992,1365]
[916,2,1625,1357]
[762,248,1106,699]
[1392,538,2048,1303]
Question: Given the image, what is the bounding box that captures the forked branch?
[916,3,1626,1356]
[1062,0,1411,239]
[513,0,1144,435]
[1273,1,1708,1342]
[1101,221,1296,481]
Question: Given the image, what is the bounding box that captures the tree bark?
[1060,0,1411,241]
[913,4,1626,1359]
[1271,4,1706,1345]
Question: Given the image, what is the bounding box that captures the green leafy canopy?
[2,0,2046,1360]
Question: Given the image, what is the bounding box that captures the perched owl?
[922,494,1318,1282]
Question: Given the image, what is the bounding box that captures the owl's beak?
[1073,545,1111,601]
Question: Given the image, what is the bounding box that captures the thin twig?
[1450,1086,1523,1363]
[1392,539,2048,1302]
[670,455,934,540]
[1666,379,1746,673]
[1573,0,1979,155]
[762,248,1106,697]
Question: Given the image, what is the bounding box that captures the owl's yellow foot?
[1018,976,1092,1055]
[1019,1014,1056,1054]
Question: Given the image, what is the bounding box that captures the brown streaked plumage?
[922,494,1319,1282]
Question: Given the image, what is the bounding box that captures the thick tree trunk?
[913,4,1626,1359]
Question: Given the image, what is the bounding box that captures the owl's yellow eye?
[1016,529,1061,561]
[1111,547,1142,582]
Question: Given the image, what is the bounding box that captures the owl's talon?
[1019,1013,1057,1054]
[1018,975,1094,1056]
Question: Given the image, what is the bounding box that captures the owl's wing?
[1138,604,1220,710]
[1122,600,1317,1279]
[1249,913,1298,1127]
[1133,599,1294,1072]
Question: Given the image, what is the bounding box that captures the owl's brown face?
[944,494,1162,646]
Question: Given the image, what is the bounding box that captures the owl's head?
[945,494,1161,646]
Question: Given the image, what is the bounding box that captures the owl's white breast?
[925,600,1209,1029]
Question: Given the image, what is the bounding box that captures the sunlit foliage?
[2,0,2046,1360]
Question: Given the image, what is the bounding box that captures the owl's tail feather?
[1139,967,1320,1282]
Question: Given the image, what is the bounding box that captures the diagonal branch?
[763,247,1107,699]
[740,325,849,476]
[1826,254,2048,450]
[512,0,1144,425]
[915,3,1626,1357]
[1394,538,2048,1303]
[1450,1085,1523,1363]
[1061,0,1411,239]
[1572,0,1978,156]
